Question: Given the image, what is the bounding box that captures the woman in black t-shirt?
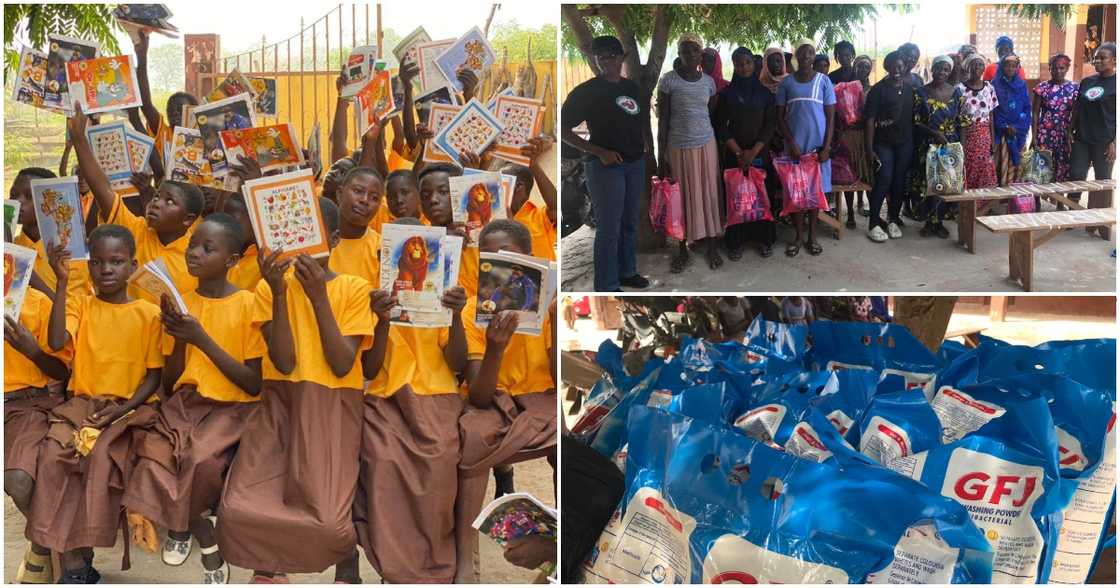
[863,51,915,243]
[1069,42,1116,206]
[561,36,650,292]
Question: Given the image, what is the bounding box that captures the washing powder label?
[733,404,786,444]
[1053,426,1088,472]
[931,386,1006,443]
[784,422,833,463]
[701,533,849,584]
[881,368,937,399]
[826,360,875,373]
[941,447,1045,583]
[1049,412,1116,584]
[886,451,929,480]
[866,523,959,584]
[826,409,854,436]
[861,415,913,464]
[582,487,694,584]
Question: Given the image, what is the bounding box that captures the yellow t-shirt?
[161,290,266,403]
[153,113,173,167]
[251,272,374,390]
[4,289,73,392]
[329,229,382,288]
[228,245,262,292]
[513,202,557,261]
[366,325,458,397]
[463,298,554,396]
[67,295,164,398]
[459,246,480,300]
[106,193,197,304]
[15,233,93,299]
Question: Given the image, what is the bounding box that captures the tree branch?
[561,3,601,76]
[600,5,642,80]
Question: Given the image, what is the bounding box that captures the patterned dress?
[1033,80,1079,181]
[911,85,966,197]
[958,81,999,189]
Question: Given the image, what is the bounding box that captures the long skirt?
[4,389,64,480]
[669,139,723,242]
[216,380,363,573]
[26,396,157,553]
[122,387,257,532]
[839,127,873,185]
[962,123,999,190]
[354,387,463,583]
[996,139,1025,186]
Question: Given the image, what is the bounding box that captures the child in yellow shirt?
[220,193,263,291]
[9,167,93,298]
[133,30,198,168]
[502,137,558,261]
[328,166,384,287]
[122,213,265,583]
[368,169,428,233]
[216,197,375,581]
[29,225,164,584]
[418,163,479,297]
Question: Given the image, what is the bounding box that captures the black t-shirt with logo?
[1077,73,1116,145]
[561,76,647,162]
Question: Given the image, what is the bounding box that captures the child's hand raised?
[446,223,471,245]
[369,289,397,321]
[259,249,291,294]
[130,172,156,201]
[4,315,41,358]
[230,154,264,182]
[362,116,382,143]
[522,136,555,167]
[485,311,519,349]
[457,69,480,101]
[417,125,435,142]
[440,286,467,314]
[399,62,420,84]
[460,151,483,169]
[67,103,89,138]
[292,254,328,302]
[46,242,71,283]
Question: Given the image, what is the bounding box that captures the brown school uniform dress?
[121,290,265,532]
[215,273,373,573]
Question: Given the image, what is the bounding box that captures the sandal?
[670,250,689,274]
[759,244,773,258]
[707,248,723,269]
[15,544,52,584]
[806,241,823,256]
[727,244,743,261]
[785,243,800,257]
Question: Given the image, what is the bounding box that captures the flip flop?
[807,241,823,256]
[785,243,800,257]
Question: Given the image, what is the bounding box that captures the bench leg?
[957,200,976,253]
[1008,231,1034,291]
[1087,189,1112,240]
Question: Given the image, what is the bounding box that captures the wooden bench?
[944,326,987,348]
[942,179,1116,253]
[977,208,1117,291]
[818,183,873,239]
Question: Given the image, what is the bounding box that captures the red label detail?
[877,423,910,456]
[710,571,761,584]
[941,388,997,414]
[953,471,1038,506]
[796,427,826,451]
[644,497,684,532]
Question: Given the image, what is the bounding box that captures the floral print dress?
[958,81,1000,189]
[911,85,966,197]
[1033,80,1079,181]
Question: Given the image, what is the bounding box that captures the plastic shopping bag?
[925,142,966,196]
[834,81,865,126]
[1020,148,1055,184]
[649,176,685,241]
[1007,183,1037,213]
[723,166,772,227]
[809,321,944,399]
[774,154,830,216]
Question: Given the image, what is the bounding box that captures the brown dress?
[4,389,64,479]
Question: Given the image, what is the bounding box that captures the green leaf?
[4,3,122,82]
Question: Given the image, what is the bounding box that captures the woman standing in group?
[913,55,965,238]
[833,52,874,228]
[776,40,836,256]
[1068,43,1116,207]
[1032,54,1078,189]
[759,47,789,95]
[864,51,915,242]
[992,53,1032,185]
[958,54,999,190]
[561,36,650,292]
[657,34,722,272]
[714,47,778,259]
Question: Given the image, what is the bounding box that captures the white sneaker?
[162,535,192,566]
[887,222,903,239]
[868,226,888,242]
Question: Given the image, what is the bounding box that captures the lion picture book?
[492,95,544,166]
[241,169,329,260]
[44,34,100,114]
[65,55,142,115]
[390,233,463,328]
[379,223,446,314]
[219,123,304,173]
[127,258,189,314]
[4,243,37,320]
[449,172,505,244]
[474,250,549,335]
[434,27,496,94]
[167,126,225,190]
[30,176,89,260]
[250,76,277,116]
[432,98,504,167]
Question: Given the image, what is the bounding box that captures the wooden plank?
[830,183,873,193]
[989,296,1008,322]
[817,207,844,239]
[942,179,1116,202]
[1033,227,1066,249]
[1042,191,1085,210]
[1088,189,1114,240]
[977,208,1117,233]
[1008,231,1034,291]
[957,199,977,253]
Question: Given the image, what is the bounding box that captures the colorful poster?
[340,45,378,99]
[492,95,544,166]
[249,76,277,116]
[432,98,504,167]
[192,92,256,177]
[30,176,89,260]
[416,38,455,97]
[205,68,256,103]
[167,126,225,189]
[434,27,496,93]
[4,243,37,319]
[379,223,446,313]
[65,55,142,115]
[44,34,100,113]
[219,123,304,173]
[474,250,548,334]
[125,126,156,176]
[241,169,329,260]
[12,46,52,111]
[86,121,135,195]
[353,70,395,135]
[449,172,505,244]
[421,103,462,164]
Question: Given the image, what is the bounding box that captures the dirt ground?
[4,458,554,584]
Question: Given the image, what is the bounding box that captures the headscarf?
[995,35,1014,52]
[704,47,729,92]
[759,47,788,94]
[991,53,1031,166]
[932,55,954,70]
[722,47,769,109]
[679,33,703,49]
[963,54,987,78]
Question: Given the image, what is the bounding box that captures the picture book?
[500,173,517,215]
[340,45,378,99]
[393,26,431,67]
[113,4,178,39]
[219,123,304,173]
[353,70,395,135]
[432,98,504,167]
[386,74,407,118]
[4,243,37,319]
[30,176,89,261]
[306,121,322,179]
[4,201,21,236]
[44,34,100,114]
[449,172,505,244]
[486,86,516,113]
[434,27,496,94]
[379,223,446,313]
[86,121,135,195]
[421,103,463,164]
[492,95,544,166]
[205,68,256,103]
[475,249,550,334]
[391,233,463,328]
[192,92,256,177]
[127,258,188,313]
[241,169,329,260]
[416,86,456,126]
[65,55,142,115]
[250,76,277,116]
[416,38,455,97]
[12,46,52,111]
[471,492,556,548]
[125,126,156,176]
[167,126,225,190]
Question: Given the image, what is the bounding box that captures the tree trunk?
[894,297,958,354]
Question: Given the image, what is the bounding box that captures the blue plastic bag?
[809,321,943,398]
[857,389,942,464]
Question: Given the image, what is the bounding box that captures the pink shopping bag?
[1006,183,1037,213]
[774,154,830,216]
[723,167,772,227]
[834,81,865,126]
[649,176,685,241]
